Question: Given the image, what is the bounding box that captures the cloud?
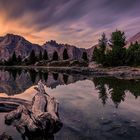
[0,0,140,48]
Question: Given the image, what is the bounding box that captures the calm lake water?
[0,67,140,140]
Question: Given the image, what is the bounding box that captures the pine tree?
[99,33,108,53]
[110,30,126,50]
[109,30,126,66]
[29,50,36,64]
[52,51,58,61]
[43,50,48,60]
[12,51,17,64]
[63,49,69,60]
[82,51,88,61]
[38,51,42,61]
[92,33,107,65]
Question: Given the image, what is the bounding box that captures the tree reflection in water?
[53,73,59,81]
[93,77,140,108]
[0,67,140,106]
[28,69,37,84]
[0,68,140,139]
[63,74,69,84]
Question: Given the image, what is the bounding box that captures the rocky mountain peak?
[0,33,27,46]
[0,33,42,60]
[6,33,24,40]
[43,40,64,48]
[127,32,140,44]
[125,32,140,48]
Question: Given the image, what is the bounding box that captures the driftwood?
[3,81,63,136]
[0,97,31,112]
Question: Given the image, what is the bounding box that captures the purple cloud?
[0,0,140,48]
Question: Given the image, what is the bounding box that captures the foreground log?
[0,97,31,112]
[4,81,63,136]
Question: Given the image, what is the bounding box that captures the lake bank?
[1,65,140,79]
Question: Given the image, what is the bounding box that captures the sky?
[0,0,140,48]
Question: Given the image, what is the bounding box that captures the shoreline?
[1,65,140,79]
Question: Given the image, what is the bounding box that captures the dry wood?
[3,81,62,136]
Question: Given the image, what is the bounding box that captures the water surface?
[0,67,140,140]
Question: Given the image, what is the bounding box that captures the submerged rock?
[0,132,13,140]
[100,119,112,125]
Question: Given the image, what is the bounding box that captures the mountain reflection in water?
[0,67,140,107]
[0,67,140,140]
[0,67,85,95]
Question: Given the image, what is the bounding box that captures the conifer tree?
[29,50,36,64]
[63,48,69,60]
[109,30,126,66]
[43,50,48,60]
[93,33,107,64]
[99,33,108,53]
[12,51,17,63]
[52,51,58,61]
[38,51,42,61]
[82,51,88,61]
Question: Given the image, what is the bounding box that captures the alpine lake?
[0,67,140,140]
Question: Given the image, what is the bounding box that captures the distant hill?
[126,32,140,48]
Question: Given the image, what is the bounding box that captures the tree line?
[93,30,140,66]
[2,50,49,66]
[0,48,88,66]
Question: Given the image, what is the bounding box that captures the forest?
[93,30,140,66]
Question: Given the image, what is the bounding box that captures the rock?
[124,120,130,124]
[49,60,70,67]
[69,60,88,67]
[102,132,113,138]
[35,60,50,66]
[101,122,122,132]
[100,119,112,125]
[129,124,137,129]
[117,128,127,136]
[0,132,13,140]
[131,120,136,123]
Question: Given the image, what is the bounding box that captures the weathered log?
[4,81,63,136]
[0,97,31,112]
[0,97,31,106]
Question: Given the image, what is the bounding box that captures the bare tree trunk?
[4,81,63,136]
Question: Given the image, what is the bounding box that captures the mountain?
[0,34,42,60]
[43,40,86,60]
[1,32,140,62]
[0,34,92,61]
[126,32,140,47]
[86,45,98,60]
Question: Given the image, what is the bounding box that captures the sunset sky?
[0,0,140,48]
